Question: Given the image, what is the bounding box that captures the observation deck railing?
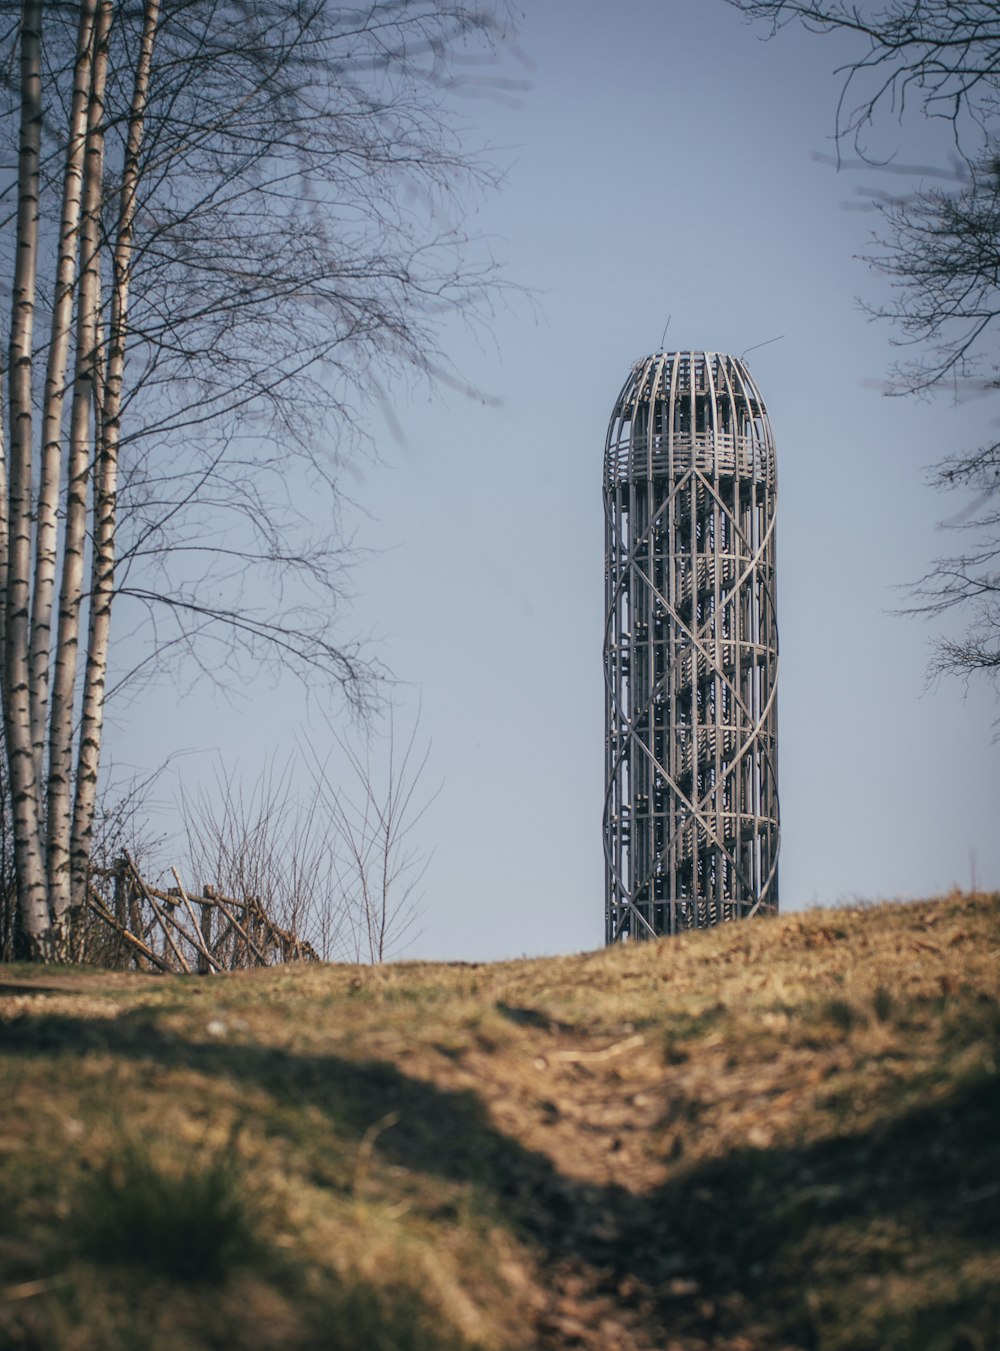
[605,431,775,487]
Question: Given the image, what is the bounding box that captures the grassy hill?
[1,892,998,1350]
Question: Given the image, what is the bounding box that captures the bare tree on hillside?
[0,0,519,959]
[180,708,434,964]
[316,708,436,964]
[728,0,1000,696]
[180,757,346,962]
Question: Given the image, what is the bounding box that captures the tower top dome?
[605,349,775,490]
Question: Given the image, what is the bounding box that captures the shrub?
[75,1141,259,1284]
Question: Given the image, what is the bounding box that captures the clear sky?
[114,0,999,961]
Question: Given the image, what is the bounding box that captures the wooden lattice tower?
[604,351,779,941]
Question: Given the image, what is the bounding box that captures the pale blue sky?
[116,0,999,960]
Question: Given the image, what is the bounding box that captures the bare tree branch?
[728,0,1000,700]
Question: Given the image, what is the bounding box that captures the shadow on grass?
[3,1010,999,1349]
[2,1009,617,1255]
[636,1071,1000,1349]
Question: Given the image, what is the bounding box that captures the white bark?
[28,0,100,782]
[47,0,113,925]
[71,0,160,911]
[4,0,47,946]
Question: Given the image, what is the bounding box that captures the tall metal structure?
[603,351,778,942]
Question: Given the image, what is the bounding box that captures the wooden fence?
[85,853,318,973]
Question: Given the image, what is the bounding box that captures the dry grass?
[0,891,997,1349]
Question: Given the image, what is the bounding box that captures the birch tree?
[0,0,517,959]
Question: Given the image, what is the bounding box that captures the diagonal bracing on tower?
[604,351,779,942]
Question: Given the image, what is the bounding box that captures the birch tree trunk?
[47,0,113,927]
[4,0,48,948]
[28,0,101,782]
[71,0,160,913]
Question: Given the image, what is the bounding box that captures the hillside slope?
[1,893,998,1350]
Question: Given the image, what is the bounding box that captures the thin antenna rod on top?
[740,333,785,361]
[659,315,672,350]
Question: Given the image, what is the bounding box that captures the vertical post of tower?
[603,351,778,942]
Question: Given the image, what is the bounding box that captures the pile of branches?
[84,853,318,973]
